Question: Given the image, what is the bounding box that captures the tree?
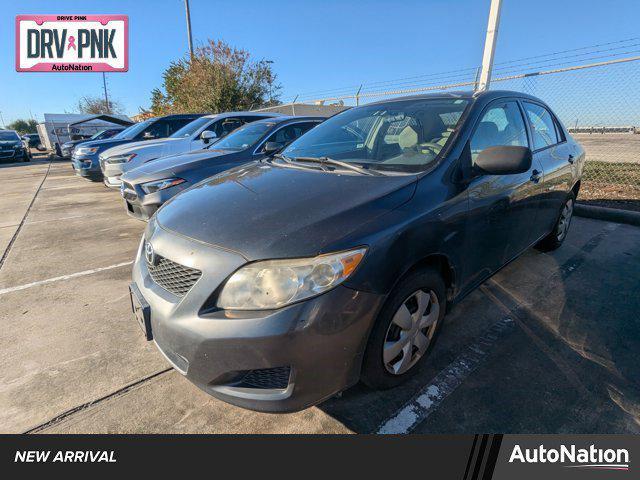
[76,95,124,115]
[149,39,280,115]
[6,119,38,134]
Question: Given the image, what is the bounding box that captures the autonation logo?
[509,444,630,471]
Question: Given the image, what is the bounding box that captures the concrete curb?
[575,203,640,227]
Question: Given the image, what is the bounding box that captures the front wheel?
[537,193,575,251]
[361,268,446,389]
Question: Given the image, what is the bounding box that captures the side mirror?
[201,130,217,144]
[142,131,158,140]
[474,146,532,175]
[263,141,283,155]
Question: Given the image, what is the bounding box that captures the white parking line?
[377,317,515,434]
[0,261,134,296]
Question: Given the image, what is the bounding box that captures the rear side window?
[470,101,528,161]
[523,102,559,150]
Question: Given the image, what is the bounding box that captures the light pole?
[0,111,5,128]
[184,0,194,59]
[477,0,503,91]
[102,72,110,113]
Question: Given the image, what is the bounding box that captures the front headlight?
[76,146,98,155]
[106,153,137,165]
[217,248,367,310]
[140,177,185,194]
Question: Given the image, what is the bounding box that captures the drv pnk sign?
[15,15,128,72]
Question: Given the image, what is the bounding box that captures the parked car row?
[60,126,126,158]
[73,91,584,413]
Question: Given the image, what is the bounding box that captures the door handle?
[568,154,575,164]
[530,169,542,183]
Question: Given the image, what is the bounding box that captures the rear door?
[462,99,544,289]
[522,101,574,239]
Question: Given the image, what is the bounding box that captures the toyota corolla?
[130,90,584,412]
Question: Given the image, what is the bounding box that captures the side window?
[142,120,169,139]
[265,123,317,146]
[167,118,194,135]
[470,101,528,161]
[219,118,244,137]
[523,102,559,150]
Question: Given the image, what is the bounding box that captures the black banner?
[1,434,637,478]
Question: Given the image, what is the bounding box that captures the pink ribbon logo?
[67,36,76,50]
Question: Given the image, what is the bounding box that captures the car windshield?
[282,98,469,173]
[0,131,20,141]
[211,121,273,150]
[116,119,154,139]
[170,117,213,138]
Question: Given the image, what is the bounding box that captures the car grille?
[237,367,291,390]
[0,149,15,159]
[147,255,202,297]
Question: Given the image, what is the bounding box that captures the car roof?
[156,113,208,120]
[201,111,285,119]
[369,89,547,106]
[249,115,325,126]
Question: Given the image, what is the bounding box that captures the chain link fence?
[266,57,640,209]
[493,58,640,208]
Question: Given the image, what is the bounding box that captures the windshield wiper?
[292,156,382,176]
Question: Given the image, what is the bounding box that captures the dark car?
[71,114,205,181]
[60,127,126,158]
[120,116,323,221]
[22,133,44,151]
[130,90,584,412]
[0,130,30,162]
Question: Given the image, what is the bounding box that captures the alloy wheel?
[557,198,574,241]
[383,289,440,375]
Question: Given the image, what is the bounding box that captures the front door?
[461,99,544,291]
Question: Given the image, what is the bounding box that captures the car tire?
[361,267,446,390]
[536,193,575,252]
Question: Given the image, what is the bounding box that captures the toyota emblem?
[144,242,156,266]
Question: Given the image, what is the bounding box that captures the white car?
[99,112,279,188]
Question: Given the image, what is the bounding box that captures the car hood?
[103,137,185,159]
[123,148,238,184]
[155,162,417,260]
[0,141,21,147]
[78,138,134,151]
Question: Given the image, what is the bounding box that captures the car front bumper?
[132,225,384,412]
[121,181,187,221]
[101,161,130,188]
[72,154,103,180]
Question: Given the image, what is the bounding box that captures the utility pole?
[102,72,110,113]
[477,0,503,91]
[0,111,5,128]
[184,0,194,59]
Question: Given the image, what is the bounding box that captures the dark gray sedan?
[131,90,584,412]
[120,116,323,220]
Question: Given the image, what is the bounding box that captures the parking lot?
[1,157,639,434]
